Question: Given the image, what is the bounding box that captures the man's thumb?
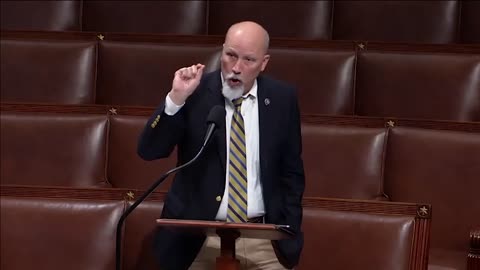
[196,64,205,78]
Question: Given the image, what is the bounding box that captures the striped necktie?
[226,97,248,223]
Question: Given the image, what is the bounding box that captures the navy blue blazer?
[138,70,305,269]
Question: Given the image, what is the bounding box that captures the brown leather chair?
[108,115,177,190]
[0,185,162,270]
[0,111,109,187]
[0,0,82,31]
[460,1,480,44]
[0,38,97,104]
[0,194,125,270]
[385,127,480,270]
[299,197,431,270]
[96,41,220,106]
[123,198,165,270]
[265,47,356,115]
[208,1,331,39]
[332,0,460,43]
[355,50,480,122]
[82,0,207,34]
[301,123,387,199]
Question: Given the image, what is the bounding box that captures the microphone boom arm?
[115,143,207,270]
[115,105,225,270]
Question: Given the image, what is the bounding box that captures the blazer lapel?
[257,76,273,179]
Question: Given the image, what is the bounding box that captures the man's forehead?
[223,43,262,56]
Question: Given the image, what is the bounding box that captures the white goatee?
[222,72,244,101]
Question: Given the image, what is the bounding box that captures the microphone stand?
[115,143,208,270]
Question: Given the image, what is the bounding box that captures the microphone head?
[206,105,226,126]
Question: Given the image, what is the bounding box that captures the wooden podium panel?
[156,218,294,270]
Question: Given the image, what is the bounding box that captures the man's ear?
[261,54,270,71]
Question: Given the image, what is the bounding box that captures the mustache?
[225,73,242,82]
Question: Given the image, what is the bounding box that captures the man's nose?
[232,60,242,74]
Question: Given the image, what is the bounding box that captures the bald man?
[138,21,305,270]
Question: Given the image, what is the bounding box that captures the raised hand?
[168,63,205,105]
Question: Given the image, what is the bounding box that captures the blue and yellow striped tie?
[227,97,248,223]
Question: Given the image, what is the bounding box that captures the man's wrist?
[168,91,186,106]
[165,93,185,116]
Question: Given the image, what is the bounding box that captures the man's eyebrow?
[224,48,237,53]
[224,48,257,59]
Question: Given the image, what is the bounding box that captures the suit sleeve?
[281,88,305,233]
[137,101,186,161]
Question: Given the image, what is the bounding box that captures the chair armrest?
[468,227,480,270]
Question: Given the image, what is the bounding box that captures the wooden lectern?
[156,219,294,270]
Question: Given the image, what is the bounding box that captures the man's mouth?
[227,76,243,87]
[230,78,241,83]
[225,73,243,88]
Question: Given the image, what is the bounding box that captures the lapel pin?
[264,98,270,106]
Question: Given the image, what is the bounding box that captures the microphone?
[115,105,225,270]
[203,105,226,147]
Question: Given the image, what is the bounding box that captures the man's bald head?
[220,21,271,96]
[224,21,270,54]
